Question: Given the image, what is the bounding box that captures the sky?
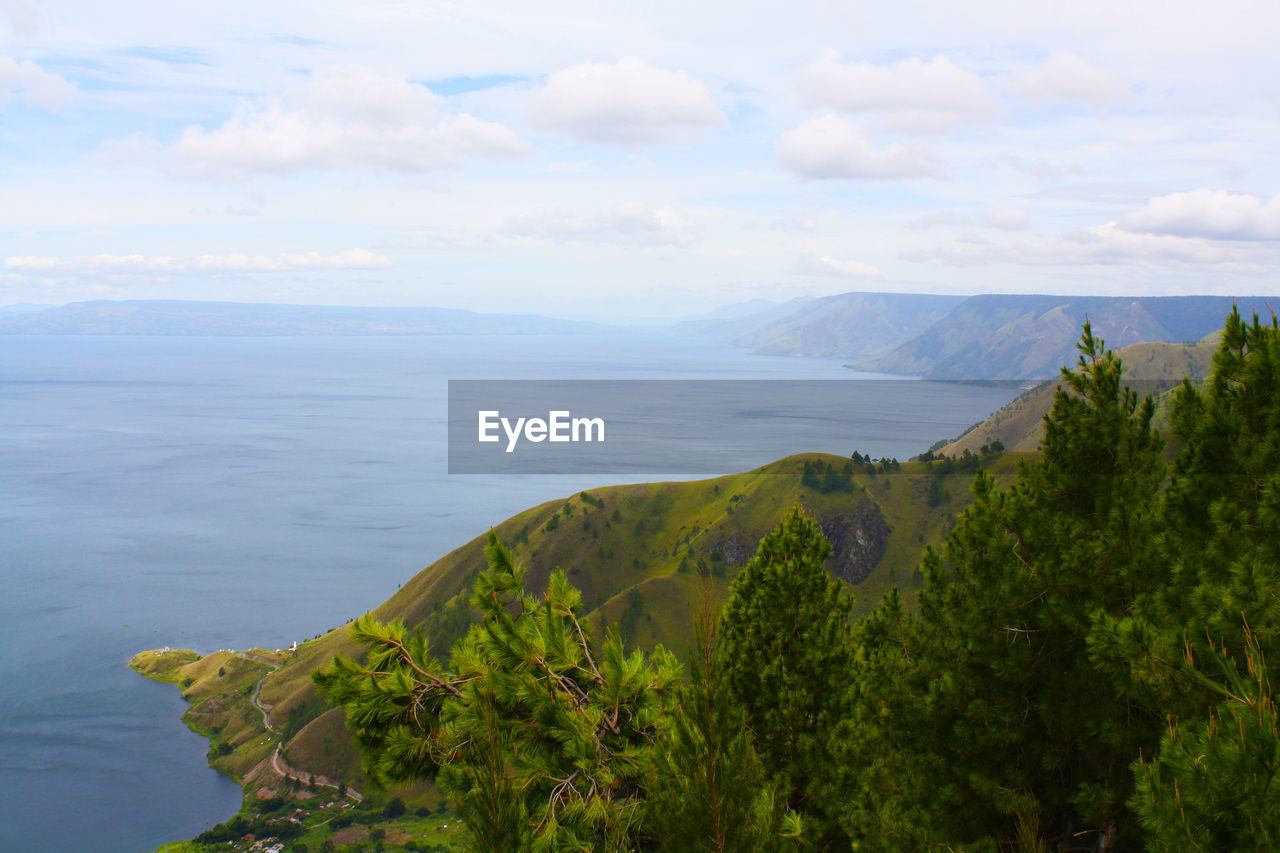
[1,0,1278,317]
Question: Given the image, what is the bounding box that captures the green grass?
[941,337,1215,457]
[290,809,469,851]
[135,451,1027,851]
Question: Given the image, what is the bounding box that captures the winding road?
[241,653,363,802]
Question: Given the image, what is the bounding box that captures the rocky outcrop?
[707,498,891,585]
[818,499,891,584]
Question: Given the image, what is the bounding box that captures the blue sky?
[2,0,1278,316]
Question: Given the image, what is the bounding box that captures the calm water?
[0,333,1018,852]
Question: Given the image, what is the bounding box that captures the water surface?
[0,332,1018,852]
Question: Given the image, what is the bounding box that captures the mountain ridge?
[731,291,964,359]
[860,295,1276,379]
[0,299,610,336]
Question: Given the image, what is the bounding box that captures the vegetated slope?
[143,452,1025,796]
[937,335,1218,456]
[732,291,965,359]
[0,299,606,336]
[864,294,1275,379]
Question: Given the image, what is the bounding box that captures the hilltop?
[936,334,1218,456]
[134,451,1026,808]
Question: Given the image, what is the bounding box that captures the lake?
[0,332,1018,852]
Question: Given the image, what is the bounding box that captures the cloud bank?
[5,248,392,273]
[170,66,531,179]
[0,56,75,109]
[775,115,942,180]
[528,57,726,145]
[797,52,997,133]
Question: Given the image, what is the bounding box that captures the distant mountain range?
[671,296,817,340]
[732,292,964,360]
[691,292,1273,379]
[6,296,1274,381]
[0,300,605,336]
[859,294,1275,379]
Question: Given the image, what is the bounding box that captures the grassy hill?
[937,336,1218,456]
[134,451,1028,805]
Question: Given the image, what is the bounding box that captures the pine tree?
[1118,309,1280,705]
[1088,309,1280,849]
[313,532,682,851]
[1131,632,1280,850]
[646,599,802,852]
[842,324,1168,850]
[717,507,854,848]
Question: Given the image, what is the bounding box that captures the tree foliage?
[314,532,682,851]
[1110,309,1280,848]
[646,598,802,852]
[718,507,854,847]
[842,323,1168,850]
[311,310,1280,853]
[1131,632,1280,851]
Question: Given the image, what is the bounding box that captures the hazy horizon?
[5,288,1280,325]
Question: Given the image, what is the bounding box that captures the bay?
[0,332,1018,852]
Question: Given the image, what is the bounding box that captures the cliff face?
[819,500,892,584]
[707,497,891,584]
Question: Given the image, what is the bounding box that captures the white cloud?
[775,115,942,180]
[168,66,531,179]
[1118,189,1280,241]
[1003,51,1127,107]
[796,51,997,133]
[193,248,392,270]
[5,249,392,273]
[0,1,38,35]
[300,65,439,126]
[502,202,695,246]
[982,208,1030,230]
[908,209,968,230]
[527,57,726,145]
[905,223,1270,269]
[1013,223,1257,266]
[796,255,881,278]
[0,56,76,109]
[5,254,185,272]
[1000,153,1082,180]
[93,132,166,164]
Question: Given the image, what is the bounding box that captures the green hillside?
[134,451,1025,807]
[937,335,1218,456]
